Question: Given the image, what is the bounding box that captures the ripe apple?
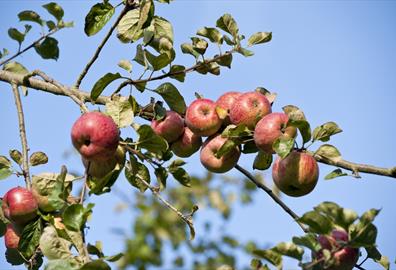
[216,91,242,125]
[200,134,241,173]
[2,187,38,224]
[171,127,202,157]
[315,229,359,270]
[229,91,272,129]
[4,224,20,249]
[254,112,297,153]
[71,111,120,162]
[185,98,222,137]
[272,151,319,197]
[151,111,184,143]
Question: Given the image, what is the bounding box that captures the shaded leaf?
[287,119,311,144]
[216,13,239,39]
[84,2,114,36]
[30,151,48,166]
[282,105,307,121]
[18,10,43,25]
[133,44,149,68]
[237,47,254,57]
[145,50,171,70]
[324,168,348,180]
[8,28,25,45]
[292,233,321,252]
[80,260,111,270]
[169,167,191,187]
[0,155,12,168]
[117,9,142,42]
[216,139,238,159]
[135,124,168,154]
[298,210,332,234]
[253,151,273,170]
[125,156,150,192]
[44,259,78,270]
[312,122,342,142]
[248,32,272,46]
[155,82,186,114]
[197,27,223,44]
[180,43,199,58]
[19,219,42,259]
[191,37,208,55]
[169,64,186,82]
[42,2,64,21]
[252,249,282,267]
[91,72,122,101]
[315,144,341,161]
[216,53,232,68]
[273,242,304,260]
[39,226,73,260]
[34,37,59,60]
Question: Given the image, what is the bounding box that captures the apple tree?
[0,1,395,270]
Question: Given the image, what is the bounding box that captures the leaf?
[180,43,199,58]
[3,62,28,75]
[350,222,378,247]
[90,72,122,101]
[287,119,311,144]
[252,249,282,267]
[0,155,12,168]
[242,140,259,154]
[8,28,25,46]
[216,53,233,68]
[124,156,151,192]
[169,167,191,187]
[42,2,64,21]
[155,167,168,189]
[135,124,168,154]
[103,252,123,262]
[133,44,149,68]
[282,105,307,121]
[39,226,73,260]
[237,47,254,57]
[222,124,251,138]
[80,260,111,270]
[145,50,171,71]
[314,201,358,230]
[216,139,238,159]
[30,151,48,166]
[62,203,94,232]
[146,16,174,50]
[118,59,132,72]
[117,9,143,43]
[292,233,321,252]
[298,210,333,234]
[365,247,389,270]
[315,144,341,161]
[247,32,272,46]
[191,37,208,55]
[197,27,223,44]
[44,259,78,270]
[138,0,155,29]
[324,168,348,180]
[253,151,273,170]
[312,122,342,142]
[5,248,25,265]
[19,219,42,259]
[216,13,239,39]
[273,242,304,260]
[47,20,57,30]
[360,208,381,224]
[18,10,44,25]
[273,136,295,159]
[84,2,114,36]
[105,96,134,128]
[155,82,187,114]
[169,65,186,82]
[34,37,59,60]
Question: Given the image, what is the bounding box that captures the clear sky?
[1,0,395,269]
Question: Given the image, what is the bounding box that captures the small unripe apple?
[200,134,241,173]
[171,127,202,157]
[185,98,222,137]
[216,91,242,125]
[272,151,319,197]
[229,91,272,129]
[151,111,184,143]
[2,187,38,224]
[4,224,20,249]
[254,112,297,153]
[315,229,359,270]
[71,111,120,162]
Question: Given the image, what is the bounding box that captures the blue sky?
[1,0,396,269]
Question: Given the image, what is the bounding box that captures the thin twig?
[11,83,31,189]
[74,4,133,89]
[235,164,308,233]
[121,143,162,167]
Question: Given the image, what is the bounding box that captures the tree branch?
[235,164,308,233]
[11,83,31,189]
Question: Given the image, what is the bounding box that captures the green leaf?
[155,167,168,189]
[39,226,74,260]
[216,13,239,39]
[314,202,358,230]
[312,121,342,142]
[8,28,25,45]
[124,156,151,192]
[253,151,273,170]
[0,155,12,168]
[103,253,123,262]
[30,151,48,166]
[169,65,186,82]
[19,219,42,259]
[5,248,24,265]
[273,136,295,159]
[155,82,187,114]
[169,166,191,187]
[84,2,114,36]
[197,27,223,44]
[146,16,174,50]
[222,124,251,138]
[191,37,208,55]
[315,144,341,161]
[80,260,111,270]
[247,32,272,46]
[252,249,282,267]
[273,242,304,260]
[242,140,259,154]
[223,34,236,45]
[360,208,381,224]
[91,72,122,101]
[237,47,254,57]
[138,0,155,29]
[63,203,94,232]
[105,96,134,128]
[292,233,321,252]
[282,105,307,121]
[117,9,142,43]
[46,20,57,30]
[324,168,348,180]
[18,10,44,25]
[3,62,28,75]
[145,50,171,71]
[216,53,233,68]
[180,43,200,58]
[135,124,168,154]
[298,210,333,234]
[118,59,132,72]
[44,259,78,270]
[133,44,149,68]
[365,247,389,270]
[287,119,311,144]
[216,139,238,159]
[350,222,378,247]
[34,37,59,60]
[42,2,64,21]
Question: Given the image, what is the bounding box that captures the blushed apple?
[254,112,297,153]
[272,151,319,197]
[200,134,241,173]
[216,91,242,125]
[185,98,222,137]
[171,127,202,157]
[71,111,120,162]
[4,224,20,249]
[2,187,38,224]
[151,111,184,143]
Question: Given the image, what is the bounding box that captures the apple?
[216,91,242,125]
[185,98,222,137]
[272,151,319,197]
[4,224,20,249]
[315,229,359,270]
[229,91,272,129]
[71,111,120,162]
[254,112,297,153]
[2,187,38,224]
[171,127,202,157]
[200,134,241,173]
[151,111,184,143]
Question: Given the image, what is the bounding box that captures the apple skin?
[229,91,272,129]
[254,112,297,153]
[315,230,359,270]
[2,187,38,224]
[272,151,319,197]
[151,111,185,143]
[185,98,222,137]
[216,91,242,125]
[71,111,120,162]
[200,134,241,173]
[171,127,203,157]
[4,224,21,249]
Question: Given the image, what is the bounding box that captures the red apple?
[216,91,242,125]
[2,187,38,224]
[200,134,241,173]
[254,112,297,153]
[71,111,120,162]
[151,111,184,143]
[272,151,319,197]
[185,98,222,137]
[229,91,272,129]
[171,127,202,157]
[4,224,20,249]
[315,229,359,270]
